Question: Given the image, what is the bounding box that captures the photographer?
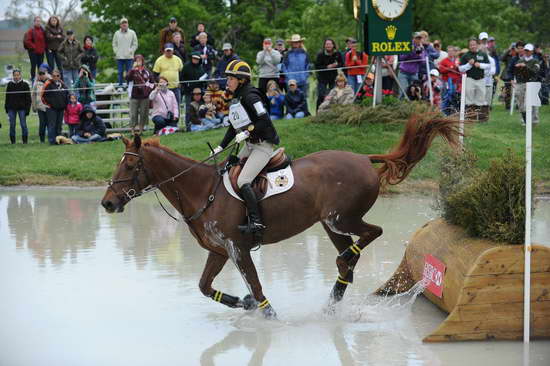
[149,76,179,134]
[73,64,95,107]
[397,32,426,99]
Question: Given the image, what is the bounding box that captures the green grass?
[0,98,548,187]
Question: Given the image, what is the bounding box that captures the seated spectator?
[31,64,51,143]
[159,17,184,54]
[204,80,225,119]
[198,94,222,129]
[71,104,106,143]
[189,88,206,131]
[284,79,307,119]
[318,74,354,113]
[149,76,179,134]
[214,43,239,89]
[64,93,83,137]
[190,23,215,48]
[193,32,216,77]
[41,69,68,145]
[181,52,207,130]
[58,29,83,90]
[126,54,154,136]
[73,64,95,107]
[423,69,442,107]
[5,69,31,144]
[344,39,368,93]
[354,73,374,102]
[81,36,99,78]
[266,80,285,120]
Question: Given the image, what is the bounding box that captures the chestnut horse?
[101,113,459,318]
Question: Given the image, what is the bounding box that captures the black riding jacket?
[220,82,280,148]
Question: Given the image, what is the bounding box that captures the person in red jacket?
[344,39,368,93]
[438,46,461,114]
[23,16,46,83]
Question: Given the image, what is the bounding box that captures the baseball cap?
[413,32,422,38]
[66,29,74,35]
[524,43,534,52]
[38,63,49,71]
[276,39,284,45]
[191,51,201,59]
[222,43,232,50]
[488,36,495,42]
[478,32,488,40]
[164,43,174,51]
[169,17,177,22]
[430,69,440,77]
[120,18,128,24]
[288,79,297,86]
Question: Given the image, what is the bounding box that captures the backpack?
[23,28,35,50]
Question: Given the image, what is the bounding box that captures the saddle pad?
[223,165,294,201]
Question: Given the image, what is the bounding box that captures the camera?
[415,45,424,54]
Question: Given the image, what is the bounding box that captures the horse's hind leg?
[199,251,244,309]
[335,220,383,277]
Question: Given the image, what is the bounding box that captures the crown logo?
[385,25,397,41]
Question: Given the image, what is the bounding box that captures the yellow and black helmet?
[225,60,252,80]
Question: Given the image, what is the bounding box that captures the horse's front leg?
[230,246,277,319]
[199,251,244,309]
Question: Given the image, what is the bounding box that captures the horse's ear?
[134,134,141,149]
[122,136,130,147]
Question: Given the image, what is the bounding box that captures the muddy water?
[0,188,549,366]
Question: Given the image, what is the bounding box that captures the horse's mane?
[137,137,205,165]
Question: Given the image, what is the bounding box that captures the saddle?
[229,147,291,200]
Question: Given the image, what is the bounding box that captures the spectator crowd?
[3,15,549,144]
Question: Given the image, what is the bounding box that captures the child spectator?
[5,69,31,144]
[423,69,442,107]
[44,16,64,75]
[354,73,374,102]
[71,104,106,143]
[32,64,50,143]
[344,39,368,93]
[81,36,99,78]
[266,80,285,120]
[318,74,355,113]
[284,79,307,119]
[73,64,95,107]
[64,93,83,137]
[149,76,179,134]
[200,93,222,127]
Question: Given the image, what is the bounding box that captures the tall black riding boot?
[238,183,266,234]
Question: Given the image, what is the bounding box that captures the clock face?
[372,0,408,21]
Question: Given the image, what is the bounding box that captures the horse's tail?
[368,111,461,186]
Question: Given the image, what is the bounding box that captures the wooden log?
[377,218,550,342]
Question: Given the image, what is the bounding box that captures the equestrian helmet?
[225,60,252,80]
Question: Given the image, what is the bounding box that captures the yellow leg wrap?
[258,299,270,309]
[214,291,223,302]
[337,276,351,285]
[349,243,362,255]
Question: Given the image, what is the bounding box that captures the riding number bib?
[229,102,252,129]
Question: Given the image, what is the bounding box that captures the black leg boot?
[238,183,266,234]
[22,135,28,144]
[10,135,15,144]
[521,112,526,126]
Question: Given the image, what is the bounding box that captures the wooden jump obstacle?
[377,218,550,342]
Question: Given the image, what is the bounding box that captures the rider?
[212,60,280,235]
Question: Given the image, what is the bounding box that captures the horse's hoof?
[242,294,258,311]
[260,304,277,319]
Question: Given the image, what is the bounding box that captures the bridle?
[107,151,152,205]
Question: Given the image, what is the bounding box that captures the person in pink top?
[344,39,368,93]
[64,93,83,137]
[149,76,179,135]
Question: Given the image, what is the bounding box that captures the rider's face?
[226,76,239,92]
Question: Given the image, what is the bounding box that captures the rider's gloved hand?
[235,131,250,143]
[210,145,223,156]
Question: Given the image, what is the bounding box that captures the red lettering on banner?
[423,254,446,298]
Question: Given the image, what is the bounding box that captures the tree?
[4,0,81,23]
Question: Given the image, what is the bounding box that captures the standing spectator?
[193,33,216,77]
[44,16,64,75]
[149,77,179,134]
[534,45,549,105]
[318,74,354,113]
[478,32,489,53]
[31,64,50,143]
[159,17,184,54]
[381,55,397,93]
[190,23,215,48]
[257,38,282,95]
[266,80,285,120]
[126,54,154,135]
[64,93,83,137]
[459,38,490,121]
[487,36,500,101]
[341,37,354,77]
[315,38,343,110]
[72,105,106,143]
[5,69,31,144]
[23,16,46,83]
[153,43,184,105]
[112,18,138,87]
[274,39,287,91]
[284,79,307,119]
[344,39,368,93]
[181,52,207,130]
[417,31,440,81]
[423,69,443,108]
[433,40,447,67]
[214,43,239,90]
[397,32,425,99]
[510,43,542,125]
[58,29,83,90]
[41,70,68,145]
[172,32,187,63]
[282,34,310,96]
[500,43,518,110]
[81,36,99,78]
[439,46,461,114]
[73,64,96,107]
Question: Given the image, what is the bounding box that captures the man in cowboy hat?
[281,34,311,99]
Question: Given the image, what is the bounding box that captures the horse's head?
[101,135,151,213]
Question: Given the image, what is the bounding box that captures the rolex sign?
[366,0,414,56]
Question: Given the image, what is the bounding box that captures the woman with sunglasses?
[40,69,68,145]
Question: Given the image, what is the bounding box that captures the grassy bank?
[0,102,548,189]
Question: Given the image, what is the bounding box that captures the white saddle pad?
[223,165,294,201]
